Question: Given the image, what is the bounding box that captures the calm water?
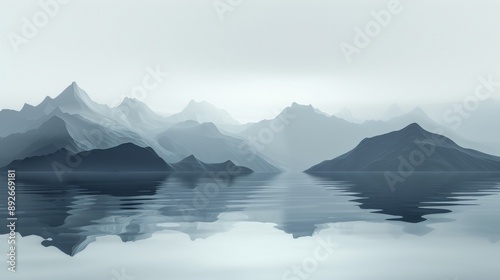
[1,172,499,279]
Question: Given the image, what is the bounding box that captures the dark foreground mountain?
[306,123,500,173]
[3,143,172,177]
[2,143,253,181]
[171,155,253,174]
[0,116,77,167]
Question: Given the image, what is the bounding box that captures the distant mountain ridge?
[1,82,499,173]
[0,83,279,172]
[158,120,280,172]
[166,100,240,125]
[238,102,489,171]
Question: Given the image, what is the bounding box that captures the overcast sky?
[1,0,499,122]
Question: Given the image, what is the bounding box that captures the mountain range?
[0,82,499,173]
[306,123,500,173]
[165,100,240,126]
[237,103,487,170]
[0,83,277,172]
[157,120,280,172]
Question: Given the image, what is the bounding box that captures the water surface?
[1,172,499,279]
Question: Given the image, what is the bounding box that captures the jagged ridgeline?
[1,83,500,174]
[0,83,279,174]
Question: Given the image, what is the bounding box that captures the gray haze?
[1,0,500,122]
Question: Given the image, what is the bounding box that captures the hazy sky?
[1,0,499,122]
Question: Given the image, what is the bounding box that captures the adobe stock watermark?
[213,0,243,21]
[238,109,296,161]
[281,234,339,280]
[50,144,94,182]
[340,0,404,63]
[333,222,354,235]
[111,267,136,280]
[443,75,499,130]
[178,162,246,223]
[384,129,446,192]
[7,0,70,53]
[108,64,169,122]
[111,65,169,107]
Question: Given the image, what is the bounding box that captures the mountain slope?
[116,97,169,131]
[239,102,380,171]
[26,82,112,122]
[3,144,254,179]
[451,98,500,155]
[0,116,78,167]
[239,103,485,171]
[166,100,240,125]
[0,83,265,171]
[4,143,173,174]
[0,82,113,137]
[158,121,280,172]
[306,123,500,173]
[0,83,181,163]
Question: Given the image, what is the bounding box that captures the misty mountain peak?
[407,107,427,117]
[392,122,431,140]
[285,102,319,116]
[120,97,146,107]
[21,103,35,111]
[358,122,431,148]
[17,83,96,118]
[291,102,312,108]
[187,99,209,106]
[122,96,137,103]
[66,81,84,95]
[334,107,359,123]
[166,100,240,125]
[393,123,449,146]
[385,103,404,118]
[198,122,222,136]
[289,102,314,111]
[404,122,425,132]
[184,100,217,112]
[166,121,221,138]
[55,82,91,105]
[179,154,199,163]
